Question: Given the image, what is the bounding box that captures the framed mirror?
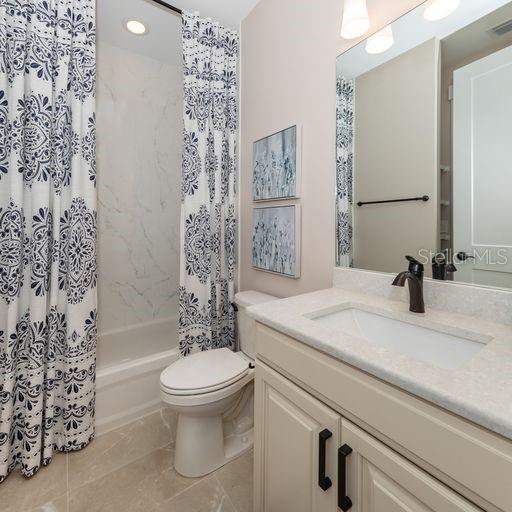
[335,0,512,290]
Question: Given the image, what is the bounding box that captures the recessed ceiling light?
[125,19,148,35]
[424,0,460,21]
[340,0,370,39]
[365,25,394,54]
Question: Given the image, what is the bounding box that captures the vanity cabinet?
[254,324,512,512]
[254,362,341,511]
[255,362,479,512]
[343,420,479,512]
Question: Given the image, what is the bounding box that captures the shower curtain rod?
[150,0,182,15]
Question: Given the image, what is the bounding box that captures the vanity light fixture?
[365,25,394,54]
[423,0,460,21]
[125,19,148,35]
[340,0,370,39]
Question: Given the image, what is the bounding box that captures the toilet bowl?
[160,290,276,477]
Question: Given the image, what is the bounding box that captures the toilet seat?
[160,348,251,398]
[161,371,254,408]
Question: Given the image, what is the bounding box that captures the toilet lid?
[160,348,250,395]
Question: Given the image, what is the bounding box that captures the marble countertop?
[247,287,512,440]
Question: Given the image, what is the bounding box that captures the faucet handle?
[406,255,422,265]
[405,255,424,275]
[432,252,446,265]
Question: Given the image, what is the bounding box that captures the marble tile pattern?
[0,409,253,512]
[333,267,512,326]
[96,41,182,333]
[247,286,512,440]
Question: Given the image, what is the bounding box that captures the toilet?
[160,290,276,477]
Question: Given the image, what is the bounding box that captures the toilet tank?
[234,291,277,359]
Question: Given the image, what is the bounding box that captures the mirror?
[335,0,512,289]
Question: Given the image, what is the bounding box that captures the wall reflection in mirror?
[335,0,512,290]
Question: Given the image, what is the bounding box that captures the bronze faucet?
[392,256,425,314]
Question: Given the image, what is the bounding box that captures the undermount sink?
[311,307,487,369]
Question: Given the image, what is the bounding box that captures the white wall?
[240,0,425,298]
[96,42,182,334]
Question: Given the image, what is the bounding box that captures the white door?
[453,45,512,287]
[254,362,341,512]
[342,419,481,512]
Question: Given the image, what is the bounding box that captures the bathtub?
[95,317,179,435]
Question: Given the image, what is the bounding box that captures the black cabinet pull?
[318,429,333,491]
[338,444,353,511]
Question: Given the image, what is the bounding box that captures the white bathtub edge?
[95,347,179,436]
[97,349,178,388]
[99,315,178,338]
[95,398,163,436]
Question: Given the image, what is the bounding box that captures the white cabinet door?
[342,419,481,512]
[254,362,341,512]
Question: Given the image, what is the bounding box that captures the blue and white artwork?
[253,125,298,201]
[252,205,300,278]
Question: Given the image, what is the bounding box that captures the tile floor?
[0,410,253,512]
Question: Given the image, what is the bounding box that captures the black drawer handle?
[338,444,353,511]
[318,429,333,491]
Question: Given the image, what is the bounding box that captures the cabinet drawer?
[256,323,512,512]
[342,419,481,512]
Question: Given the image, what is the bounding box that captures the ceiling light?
[125,19,148,35]
[341,0,370,39]
[365,25,394,54]
[423,0,460,21]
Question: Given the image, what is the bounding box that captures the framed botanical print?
[252,205,301,278]
[252,125,301,201]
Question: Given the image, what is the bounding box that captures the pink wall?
[240,0,424,298]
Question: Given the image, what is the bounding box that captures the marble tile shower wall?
[96,42,182,333]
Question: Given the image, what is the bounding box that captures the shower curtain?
[0,0,97,480]
[179,12,238,356]
[336,77,354,267]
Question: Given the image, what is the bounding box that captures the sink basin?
[311,307,487,369]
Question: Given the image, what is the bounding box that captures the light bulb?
[341,0,370,39]
[424,0,460,21]
[365,25,394,54]
[125,20,147,35]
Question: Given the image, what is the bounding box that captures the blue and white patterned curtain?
[179,12,238,357]
[336,77,354,267]
[0,0,97,480]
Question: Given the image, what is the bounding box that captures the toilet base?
[225,426,253,461]
[173,413,253,477]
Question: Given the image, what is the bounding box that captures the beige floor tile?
[28,493,69,512]
[68,445,198,512]
[165,476,236,512]
[68,409,176,489]
[215,450,254,512]
[0,453,68,512]
[0,413,252,512]
[161,407,178,444]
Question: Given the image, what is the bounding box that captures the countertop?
[247,287,512,441]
